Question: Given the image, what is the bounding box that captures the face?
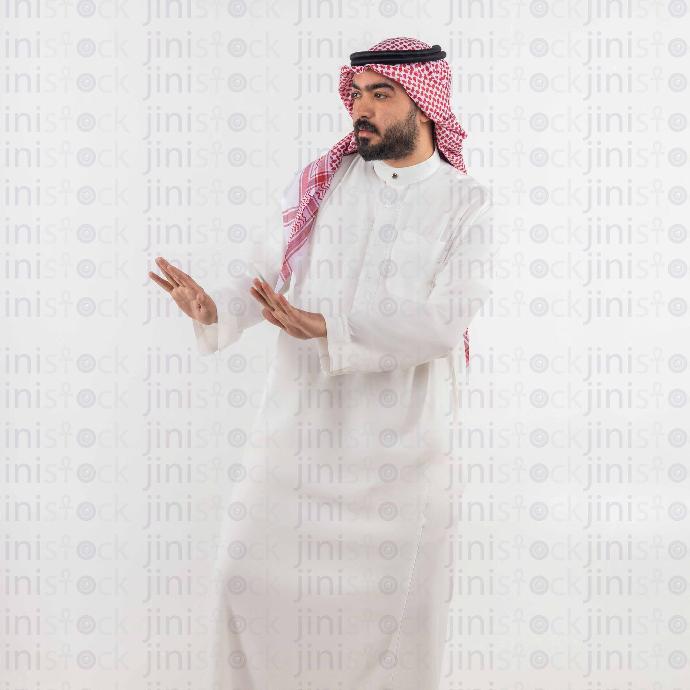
[349,69,427,161]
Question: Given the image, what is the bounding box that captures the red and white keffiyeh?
[277,37,474,367]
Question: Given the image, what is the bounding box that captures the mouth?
[356,129,375,136]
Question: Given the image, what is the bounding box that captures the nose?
[352,96,375,122]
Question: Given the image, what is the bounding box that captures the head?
[338,37,467,171]
[350,69,435,161]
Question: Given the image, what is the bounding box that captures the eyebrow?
[350,81,396,92]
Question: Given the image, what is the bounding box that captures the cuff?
[316,314,352,376]
[192,303,242,355]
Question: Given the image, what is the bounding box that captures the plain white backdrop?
[5,2,689,688]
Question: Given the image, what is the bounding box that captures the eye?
[350,92,387,99]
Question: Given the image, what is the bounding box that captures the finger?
[167,262,203,291]
[270,306,287,323]
[251,278,272,305]
[275,293,300,319]
[269,308,300,337]
[149,270,174,293]
[156,256,204,293]
[274,294,310,336]
[270,305,309,339]
[250,284,272,309]
[262,307,284,329]
[154,257,180,288]
[260,280,283,310]
[261,285,281,311]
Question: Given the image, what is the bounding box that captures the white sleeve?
[315,199,499,375]
[192,171,300,355]
[192,284,245,355]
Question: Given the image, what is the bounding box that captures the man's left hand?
[250,278,326,340]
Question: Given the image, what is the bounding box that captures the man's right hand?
[148,256,218,325]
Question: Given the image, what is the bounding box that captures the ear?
[413,103,431,124]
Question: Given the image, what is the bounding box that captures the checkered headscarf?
[278,37,473,367]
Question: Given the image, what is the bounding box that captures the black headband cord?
[349,44,446,66]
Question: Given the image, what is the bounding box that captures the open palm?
[148,256,217,325]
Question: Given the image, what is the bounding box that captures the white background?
[5,1,690,688]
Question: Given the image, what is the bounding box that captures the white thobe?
[194,146,497,690]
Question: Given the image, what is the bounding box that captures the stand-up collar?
[372,146,441,186]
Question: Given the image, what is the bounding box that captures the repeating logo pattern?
[4,2,688,690]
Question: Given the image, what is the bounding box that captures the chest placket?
[351,184,405,313]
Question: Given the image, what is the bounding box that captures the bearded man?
[150,36,498,690]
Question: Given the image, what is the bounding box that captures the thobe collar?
[371,146,441,187]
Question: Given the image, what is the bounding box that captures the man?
[149,37,497,690]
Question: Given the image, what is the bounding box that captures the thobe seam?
[387,472,433,689]
[448,352,460,426]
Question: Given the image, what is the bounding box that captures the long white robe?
[193,146,498,690]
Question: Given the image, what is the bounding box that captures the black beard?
[354,107,419,162]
